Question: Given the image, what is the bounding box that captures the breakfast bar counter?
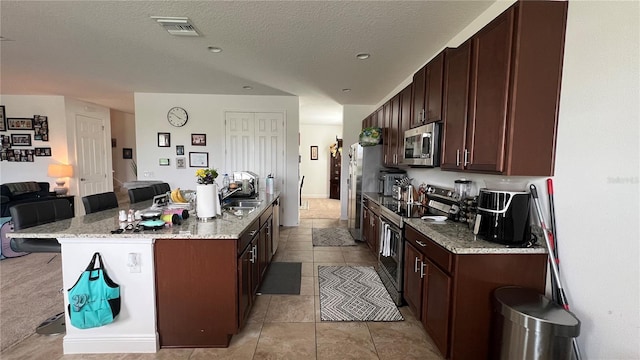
[7,191,281,354]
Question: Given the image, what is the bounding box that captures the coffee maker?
[474,189,531,245]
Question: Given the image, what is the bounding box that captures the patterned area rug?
[312,227,356,247]
[318,266,404,322]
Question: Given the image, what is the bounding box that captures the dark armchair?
[1,181,56,217]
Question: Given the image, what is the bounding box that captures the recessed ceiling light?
[356,53,370,60]
[242,86,253,90]
[342,88,351,92]
[208,46,222,53]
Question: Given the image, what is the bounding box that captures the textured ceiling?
[0,1,494,125]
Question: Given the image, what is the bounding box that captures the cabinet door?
[403,242,424,320]
[426,52,444,123]
[399,84,412,164]
[371,212,380,256]
[390,94,400,165]
[411,66,426,128]
[362,207,370,247]
[423,259,452,357]
[466,8,514,173]
[441,42,471,171]
[238,243,253,327]
[250,241,260,296]
[259,218,272,279]
[383,101,393,166]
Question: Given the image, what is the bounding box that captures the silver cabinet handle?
[249,230,258,237]
[456,149,460,167]
[420,262,426,279]
[384,154,387,163]
[416,240,427,247]
[414,257,420,273]
[464,149,469,166]
[80,178,87,181]
[250,245,257,263]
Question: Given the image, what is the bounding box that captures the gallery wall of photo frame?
[0,105,52,162]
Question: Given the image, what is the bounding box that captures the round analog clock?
[167,107,188,127]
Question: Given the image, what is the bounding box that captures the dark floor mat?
[258,262,302,295]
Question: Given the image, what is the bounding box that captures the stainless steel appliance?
[347,143,384,240]
[402,122,441,167]
[378,171,406,196]
[475,189,531,245]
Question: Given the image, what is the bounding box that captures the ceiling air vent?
[151,16,201,37]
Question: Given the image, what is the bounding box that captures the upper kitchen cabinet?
[411,52,445,128]
[383,94,402,167]
[442,0,568,176]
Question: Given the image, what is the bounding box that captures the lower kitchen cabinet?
[362,198,380,256]
[155,202,276,348]
[404,225,547,359]
[155,239,238,348]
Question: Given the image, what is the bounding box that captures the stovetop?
[378,184,459,226]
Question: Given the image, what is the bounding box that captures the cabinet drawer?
[260,205,273,226]
[363,197,380,215]
[405,225,452,273]
[238,220,259,255]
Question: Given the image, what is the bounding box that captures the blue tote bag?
[67,252,121,329]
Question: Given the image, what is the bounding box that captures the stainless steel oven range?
[376,185,458,306]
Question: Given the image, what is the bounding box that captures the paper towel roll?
[196,184,218,219]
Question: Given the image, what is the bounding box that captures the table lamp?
[48,164,73,195]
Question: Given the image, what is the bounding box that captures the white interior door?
[225,112,256,172]
[225,111,285,191]
[76,114,108,199]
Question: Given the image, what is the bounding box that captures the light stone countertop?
[363,192,546,255]
[8,192,280,240]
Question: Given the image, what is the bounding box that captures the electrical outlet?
[127,253,141,273]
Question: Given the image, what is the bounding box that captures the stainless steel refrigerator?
[347,143,383,240]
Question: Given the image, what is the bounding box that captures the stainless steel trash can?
[492,286,580,360]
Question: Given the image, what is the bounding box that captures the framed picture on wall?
[158,132,170,147]
[189,152,208,167]
[35,147,52,156]
[123,148,133,159]
[191,133,206,146]
[310,145,318,160]
[33,115,49,141]
[1,135,10,148]
[11,133,32,146]
[176,145,184,155]
[7,118,33,130]
[176,157,186,169]
[159,158,170,166]
[0,106,6,132]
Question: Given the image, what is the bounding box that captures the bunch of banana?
[170,188,188,203]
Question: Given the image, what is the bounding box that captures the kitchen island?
[7,191,280,354]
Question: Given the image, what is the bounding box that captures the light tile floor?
[0,219,444,360]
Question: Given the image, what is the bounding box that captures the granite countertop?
[8,192,280,240]
[363,192,546,255]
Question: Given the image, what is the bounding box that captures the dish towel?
[380,224,391,257]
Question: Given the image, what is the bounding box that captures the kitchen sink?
[222,199,263,209]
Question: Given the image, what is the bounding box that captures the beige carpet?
[299,198,340,219]
[0,253,63,351]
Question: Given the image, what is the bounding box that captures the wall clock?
[167,107,188,127]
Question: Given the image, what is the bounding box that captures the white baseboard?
[302,194,330,198]
[63,333,159,354]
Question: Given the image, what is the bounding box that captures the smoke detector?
[151,16,201,37]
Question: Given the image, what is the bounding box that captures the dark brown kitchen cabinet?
[383,94,401,167]
[362,198,380,256]
[441,42,472,171]
[155,202,277,349]
[411,52,445,128]
[441,1,567,176]
[403,241,424,317]
[259,206,273,279]
[404,224,547,359]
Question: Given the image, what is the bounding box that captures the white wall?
[0,95,68,186]
[299,124,342,198]
[371,1,640,358]
[110,110,137,186]
[134,93,299,226]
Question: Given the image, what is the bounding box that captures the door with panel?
[76,114,109,201]
[441,43,472,171]
[403,241,424,319]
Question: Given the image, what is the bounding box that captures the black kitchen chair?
[152,182,171,196]
[128,186,155,204]
[82,191,119,214]
[10,198,74,335]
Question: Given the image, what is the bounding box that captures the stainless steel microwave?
[402,122,441,167]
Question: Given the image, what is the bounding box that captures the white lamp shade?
[47,164,73,178]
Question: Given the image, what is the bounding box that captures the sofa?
[0,181,57,218]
